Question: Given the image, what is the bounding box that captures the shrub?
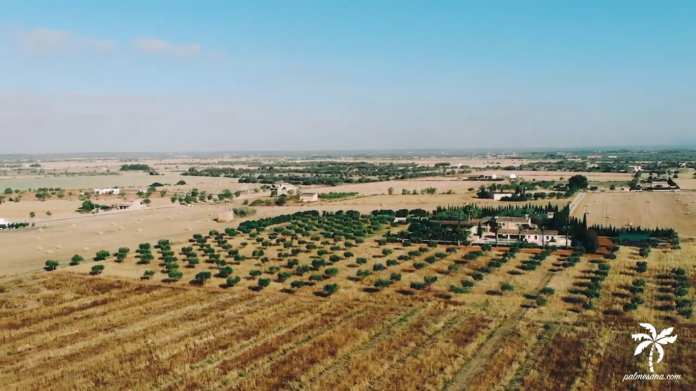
[373,263,386,272]
[356,257,367,265]
[309,274,324,282]
[501,283,514,292]
[324,268,339,277]
[386,259,399,267]
[290,280,305,289]
[143,270,156,279]
[448,264,461,273]
[167,270,183,281]
[390,273,402,281]
[374,279,392,289]
[539,287,555,296]
[472,273,484,281]
[356,270,372,279]
[249,270,262,278]
[462,279,475,288]
[536,297,548,306]
[410,282,427,290]
[424,275,438,285]
[449,285,470,294]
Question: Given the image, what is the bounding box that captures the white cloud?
[134,37,202,56]
[15,27,115,55]
[79,37,115,54]
[18,28,73,53]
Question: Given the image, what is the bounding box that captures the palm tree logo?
[632,323,677,373]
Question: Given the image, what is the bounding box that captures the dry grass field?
[1,161,695,390]
[572,192,696,237]
[1,237,694,390]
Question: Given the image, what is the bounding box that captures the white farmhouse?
[93,188,120,195]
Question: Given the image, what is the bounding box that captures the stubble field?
[571,192,696,237]
[1,209,694,390]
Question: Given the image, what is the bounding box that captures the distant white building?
[270,183,297,196]
[508,174,518,179]
[628,165,642,173]
[299,192,319,202]
[93,188,120,195]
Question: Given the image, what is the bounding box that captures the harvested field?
[571,192,696,238]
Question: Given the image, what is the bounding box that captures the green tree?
[45,260,59,271]
[29,211,35,218]
[195,271,212,284]
[95,250,110,261]
[143,270,156,279]
[501,283,515,292]
[323,283,339,295]
[258,278,271,288]
[70,254,84,266]
[167,270,183,281]
[324,268,339,278]
[249,270,263,278]
[278,272,293,282]
[374,279,392,290]
[290,280,305,290]
[90,264,105,275]
[226,276,241,287]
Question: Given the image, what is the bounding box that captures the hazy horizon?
[1,0,695,154]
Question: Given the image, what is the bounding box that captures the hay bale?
[136,228,143,232]
[56,245,62,249]
[72,224,76,228]
[37,246,43,251]
[97,231,104,235]
[38,229,43,233]
[45,250,53,254]
[167,217,173,220]
[36,237,42,241]
[118,226,124,230]
[83,247,90,251]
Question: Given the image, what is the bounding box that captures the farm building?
[116,199,144,210]
[217,208,235,222]
[299,193,319,203]
[628,165,642,173]
[508,174,518,179]
[93,188,120,195]
[270,183,297,196]
[492,193,515,201]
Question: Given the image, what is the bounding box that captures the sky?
[0,0,695,153]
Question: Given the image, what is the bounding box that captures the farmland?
[1,155,695,390]
[572,192,696,238]
[1,207,695,390]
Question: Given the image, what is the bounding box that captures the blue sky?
[0,0,694,153]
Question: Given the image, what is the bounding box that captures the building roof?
[300,192,317,197]
[497,229,558,235]
[495,216,530,223]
